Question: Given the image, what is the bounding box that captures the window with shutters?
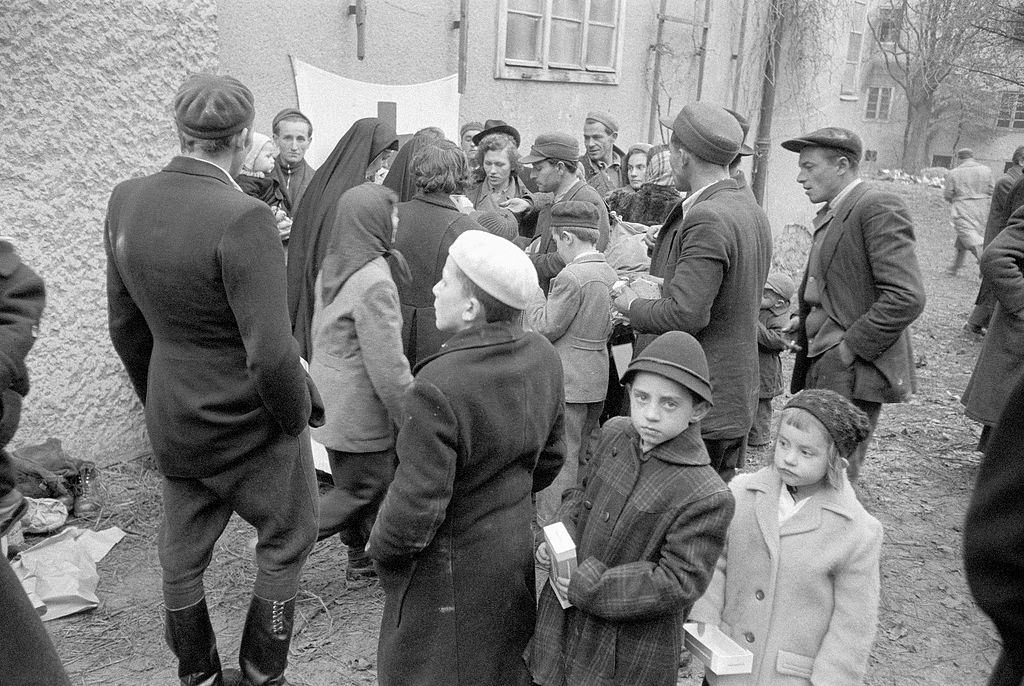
[496,0,625,84]
[996,92,1024,129]
[839,0,868,98]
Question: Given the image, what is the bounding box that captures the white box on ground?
[684,622,753,676]
[542,522,577,609]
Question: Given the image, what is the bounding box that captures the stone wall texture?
[0,0,217,464]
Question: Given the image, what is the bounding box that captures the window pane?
[846,32,863,62]
[865,87,879,118]
[1014,95,1024,128]
[586,25,615,68]
[553,0,584,19]
[506,13,542,62]
[589,0,616,23]
[509,0,543,12]
[549,18,583,65]
[879,88,892,119]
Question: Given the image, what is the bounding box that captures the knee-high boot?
[238,594,298,686]
[165,598,224,686]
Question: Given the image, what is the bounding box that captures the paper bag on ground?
[542,522,577,609]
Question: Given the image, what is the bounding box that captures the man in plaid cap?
[106,74,322,686]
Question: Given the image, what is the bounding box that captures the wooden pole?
[647,0,668,142]
[750,0,784,206]
[458,0,469,94]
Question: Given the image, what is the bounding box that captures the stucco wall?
[1,0,218,464]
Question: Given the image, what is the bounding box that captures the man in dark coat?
[368,230,565,686]
[966,145,1024,334]
[613,102,772,482]
[271,107,316,212]
[781,127,925,480]
[105,75,321,686]
[964,369,1024,686]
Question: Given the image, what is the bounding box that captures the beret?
[521,132,580,164]
[784,389,872,458]
[550,201,601,231]
[473,119,521,147]
[585,110,619,134]
[174,74,254,140]
[623,331,713,405]
[659,102,742,166]
[449,230,539,309]
[469,209,518,238]
[272,108,312,133]
[765,271,796,302]
[781,126,863,161]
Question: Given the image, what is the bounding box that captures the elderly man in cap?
[781,126,925,479]
[580,110,627,196]
[272,107,316,211]
[612,102,772,482]
[504,133,610,292]
[106,74,321,686]
[944,148,993,277]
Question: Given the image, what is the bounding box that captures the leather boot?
[164,598,224,686]
[238,594,297,686]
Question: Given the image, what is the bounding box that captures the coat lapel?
[748,471,781,560]
[816,182,869,279]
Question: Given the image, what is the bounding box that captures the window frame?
[495,0,626,85]
[996,91,1024,129]
[839,0,868,100]
[875,6,901,44]
[864,86,893,121]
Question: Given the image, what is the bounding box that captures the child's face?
[761,287,786,310]
[551,228,573,262]
[432,256,475,333]
[253,142,278,175]
[628,371,705,452]
[774,417,831,489]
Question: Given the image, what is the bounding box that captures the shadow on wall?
[1,0,219,465]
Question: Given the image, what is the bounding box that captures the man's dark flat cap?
[174,74,254,140]
[781,127,863,161]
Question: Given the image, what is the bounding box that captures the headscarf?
[319,183,410,306]
[241,132,273,177]
[644,144,674,186]
[287,117,399,358]
[383,133,437,203]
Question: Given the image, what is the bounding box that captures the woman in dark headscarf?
[286,117,398,358]
[382,128,444,203]
[309,182,412,581]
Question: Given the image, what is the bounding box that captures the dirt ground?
[41,182,1000,685]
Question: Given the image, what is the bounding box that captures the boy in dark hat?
[748,271,797,447]
[530,330,734,686]
[369,230,566,686]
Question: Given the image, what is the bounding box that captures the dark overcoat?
[985,164,1023,247]
[105,157,312,477]
[529,418,734,686]
[367,322,566,686]
[757,307,790,399]
[394,192,480,367]
[791,183,925,404]
[628,178,773,440]
[963,208,1024,425]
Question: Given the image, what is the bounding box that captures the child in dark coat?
[529,331,734,686]
[748,271,796,447]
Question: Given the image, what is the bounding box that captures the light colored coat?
[309,257,412,452]
[691,468,882,686]
[526,252,618,403]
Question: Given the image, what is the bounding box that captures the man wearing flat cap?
[781,126,925,479]
[272,107,316,211]
[580,111,628,197]
[504,132,610,292]
[106,74,321,686]
[612,102,772,482]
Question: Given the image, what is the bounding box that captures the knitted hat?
[659,102,742,166]
[521,133,580,164]
[460,121,484,139]
[272,107,312,135]
[624,331,713,405]
[585,110,620,134]
[765,271,796,302]
[550,201,601,231]
[784,389,871,458]
[448,230,539,309]
[469,210,518,238]
[174,74,254,140]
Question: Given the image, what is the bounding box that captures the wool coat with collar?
[628,178,773,441]
[394,192,481,367]
[367,321,566,686]
[529,417,734,686]
[963,207,1024,426]
[790,182,925,404]
[525,252,619,403]
[105,156,313,478]
[691,467,883,686]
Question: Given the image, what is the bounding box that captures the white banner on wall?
[291,57,460,168]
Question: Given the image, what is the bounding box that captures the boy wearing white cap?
[368,231,566,686]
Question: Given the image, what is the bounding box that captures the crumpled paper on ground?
[11,526,125,620]
[22,497,69,533]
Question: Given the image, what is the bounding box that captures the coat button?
[602,512,610,522]
[744,632,755,643]
[584,500,593,509]
[755,590,765,600]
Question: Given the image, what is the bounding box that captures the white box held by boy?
[542,522,577,609]
[684,621,753,684]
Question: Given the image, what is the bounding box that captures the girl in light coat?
[691,389,883,685]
